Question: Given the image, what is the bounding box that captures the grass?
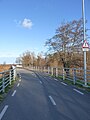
[58,76,63,79]
[87,83,90,86]
[0,95,4,102]
[64,79,90,92]
[63,79,74,85]
[5,80,15,93]
[49,74,90,92]
[84,87,90,92]
[0,77,18,103]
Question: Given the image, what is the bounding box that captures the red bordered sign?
[82,40,89,51]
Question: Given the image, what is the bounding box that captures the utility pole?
[82,0,88,86]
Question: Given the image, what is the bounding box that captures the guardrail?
[29,66,90,87]
[0,68,16,93]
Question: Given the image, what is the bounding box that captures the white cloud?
[22,18,33,29]
[14,18,33,29]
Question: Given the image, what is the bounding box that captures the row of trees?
[16,19,90,69]
[16,51,46,67]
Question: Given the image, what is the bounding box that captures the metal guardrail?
[0,68,16,93]
[29,66,90,87]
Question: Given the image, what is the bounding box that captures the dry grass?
[0,65,12,78]
[0,65,12,72]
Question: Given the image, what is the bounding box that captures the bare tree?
[20,50,32,67]
[45,19,88,69]
[36,52,46,67]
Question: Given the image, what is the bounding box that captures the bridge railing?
[31,66,90,87]
[0,68,16,93]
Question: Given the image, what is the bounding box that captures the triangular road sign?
[82,40,89,48]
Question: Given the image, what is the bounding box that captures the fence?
[0,68,16,93]
[31,66,90,87]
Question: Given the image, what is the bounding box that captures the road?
[0,69,90,120]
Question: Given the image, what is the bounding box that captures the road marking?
[19,79,21,82]
[54,78,58,81]
[17,83,20,87]
[49,96,56,106]
[61,82,67,86]
[32,73,36,77]
[39,81,42,84]
[0,105,8,120]
[73,89,84,95]
[49,77,52,80]
[12,90,16,97]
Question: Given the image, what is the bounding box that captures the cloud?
[22,18,33,29]
[14,18,33,29]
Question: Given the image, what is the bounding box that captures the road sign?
[82,40,89,51]
[82,40,89,48]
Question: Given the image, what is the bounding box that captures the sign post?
[82,40,89,86]
[82,0,89,86]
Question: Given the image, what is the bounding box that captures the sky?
[0,0,90,64]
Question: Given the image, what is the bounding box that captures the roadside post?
[82,0,89,86]
[82,40,89,86]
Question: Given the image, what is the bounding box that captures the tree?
[37,52,45,67]
[20,50,32,67]
[45,19,88,68]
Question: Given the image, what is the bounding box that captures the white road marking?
[17,83,20,87]
[19,79,21,82]
[49,96,56,106]
[32,73,36,77]
[39,81,42,84]
[0,105,8,120]
[73,89,84,95]
[54,78,58,81]
[12,90,16,97]
[61,82,67,86]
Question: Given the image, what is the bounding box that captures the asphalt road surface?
[0,69,90,120]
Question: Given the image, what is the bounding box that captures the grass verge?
[51,75,90,92]
[0,78,18,103]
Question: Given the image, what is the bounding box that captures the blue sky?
[0,0,90,64]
